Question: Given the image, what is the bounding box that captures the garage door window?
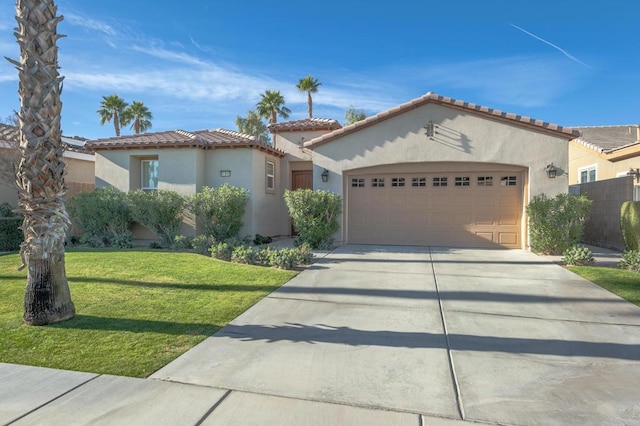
[351,178,365,188]
[455,176,470,187]
[372,178,385,188]
[433,177,447,187]
[477,176,493,186]
[501,176,517,186]
[391,177,405,187]
[412,177,426,187]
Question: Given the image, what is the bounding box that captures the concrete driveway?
[4,245,640,425]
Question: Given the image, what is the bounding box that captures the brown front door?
[291,170,313,235]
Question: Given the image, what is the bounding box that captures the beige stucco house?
[87,92,577,249]
[0,123,95,208]
[569,125,640,184]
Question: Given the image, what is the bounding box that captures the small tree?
[284,189,342,249]
[526,193,592,255]
[128,189,185,246]
[235,109,270,143]
[620,201,640,251]
[188,184,249,240]
[345,105,366,125]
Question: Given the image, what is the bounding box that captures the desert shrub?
[231,245,257,264]
[253,234,273,245]
[526,193,592,255]
[149,241,162,249]
[112,231,133,249]
[128,189,186,247]
[562,245,595,266]
[191,234,216,255]
[620,201,640,251]
[188,184,249,240]
[67,187,132,246]
[209,241,233,261]
[294,243,314,265]
[619,250,640,273]
[171,235,192,250]
[267,247,299,270]
[255,244,314,270]
[284,189,342,249]
[0,203,22,251]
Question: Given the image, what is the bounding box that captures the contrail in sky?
[510,24,591,68]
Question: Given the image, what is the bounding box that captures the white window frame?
[141,159,158,191]
[578,164,597,183]
[266,160,275,193]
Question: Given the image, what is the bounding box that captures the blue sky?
[0,1,639,140]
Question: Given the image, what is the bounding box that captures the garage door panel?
[347,170,523,248]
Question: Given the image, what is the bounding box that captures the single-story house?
[87,92,577,249]
[569,125,640,184]
[0,123,95,207]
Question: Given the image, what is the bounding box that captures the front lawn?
[568,266,640,307]
[0,250,296,377]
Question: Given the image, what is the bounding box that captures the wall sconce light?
[220,170,231,177]
[321,169,330,183]
[626,167,640,183]
[424,120,435,137]
[545,163,558,179]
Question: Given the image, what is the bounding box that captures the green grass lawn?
[0,250,297,377]
[568,266,640,307]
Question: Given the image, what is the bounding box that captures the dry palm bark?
[8,0,75,325]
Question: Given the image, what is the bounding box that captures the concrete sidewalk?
[2,245,639,425]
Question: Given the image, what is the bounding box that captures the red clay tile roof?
[85,128,285,157]
[268,118,341,133]
[303,92,579,148]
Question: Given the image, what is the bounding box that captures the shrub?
[620,201,640,251]
[526,193,592,255]
[231,245,257,264]
[0,203,23,251]
[284,189,342,249]
[255,244,314,270]
[112,231,133,249]
[67,187,132,246]
[562,245,595,266]
[253,234,273,245]
[267,248,299,270]
[619,250,640,273]
[188,184,249,240]
[191,234,216,255]
[171,235,192,250]
[128,189,186,247]
[209,241,233,261]
[149,241,162,249]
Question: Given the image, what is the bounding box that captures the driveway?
[7,245,640,425]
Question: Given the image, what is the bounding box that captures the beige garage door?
[347,169,523,248]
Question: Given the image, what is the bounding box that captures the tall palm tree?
[296,76,321,118]
[10,0,75,325]
[98,94,128,136]
[256,90,291,124]
[122,101,153,134]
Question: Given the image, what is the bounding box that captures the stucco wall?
[569,142,640,183]
[251,152,285,238]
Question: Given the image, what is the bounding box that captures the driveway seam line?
[447,308,640,327]
[195,389,232,425]
[429,247,465,421]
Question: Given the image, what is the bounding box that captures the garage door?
[347,169,523,248]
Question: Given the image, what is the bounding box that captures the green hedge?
[0,203,23,251]
[621,201,640,251]
[284,189,342,249]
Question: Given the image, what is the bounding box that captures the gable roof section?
[86,128,285,157]
[303,92,578,149]
[268,118,341,133]
[571,125,639,153]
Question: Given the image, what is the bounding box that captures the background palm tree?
[10,0,75,325]
[296,76,321,118]
[236,109,270,142]
[122,101,153,134]
[98,94,128,136]
[256,90,291,124]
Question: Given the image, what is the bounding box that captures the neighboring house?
[87,92,577,249]
[569,125,640,184]
[86,129,286,240]
[0,123,95,207]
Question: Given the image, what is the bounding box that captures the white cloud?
[64,11,117,36]
[510,24,591,68]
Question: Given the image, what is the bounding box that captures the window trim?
[141,159,158,191]
[266,160,276,193]
[578,164,597,183]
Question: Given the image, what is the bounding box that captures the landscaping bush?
[209,241,233,261]
[171,235,192,250]
[191,234,216,255]
[526,193,592,255]
[255,243,313,270]
[284,189,342,249]
[562,245,595,266]
[253,234,273,245]
[188,184,249,240]
[620,201,640,251]
[128,189,186,247]
[0,203,22,251]
[619,250,640,273]
[231,244,257,264]
[67,187,132,247]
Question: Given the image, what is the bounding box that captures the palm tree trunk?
[12,0,75,325]
[114,112,121,136]
[307,92,313,118]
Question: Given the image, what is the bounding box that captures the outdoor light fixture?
[545,163,558,179]
[220,170,231,177]
[321,169,330,183]
[626,167,640,183]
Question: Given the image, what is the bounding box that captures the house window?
[433,177,448,187]
[351,178,365,187]
[372,178,385,188]
[455,176,470,187]
[578,165,597,183]
[266,160,275,192]
[412,177,426,187]
[141,159,158,190]
[477,176,493,186]
[391,177,405,187]
[501,176,517,186]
